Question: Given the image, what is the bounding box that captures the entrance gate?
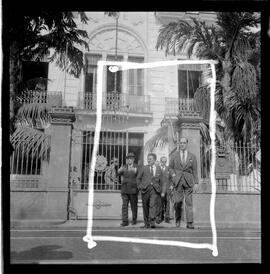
[80,130,144,191]
[71,114,144,219]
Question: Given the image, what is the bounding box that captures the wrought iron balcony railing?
[79,92,151,114]
[165,97,200,116]
[18,90,63,107]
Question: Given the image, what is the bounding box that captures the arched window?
[85,27,146,104]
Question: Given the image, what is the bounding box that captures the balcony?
[164,97,202,120]
[19,90,63,107]
[78,92,152,115]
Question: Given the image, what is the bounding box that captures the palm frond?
[144,125,170,153]
[224,90,260,142]
[77,12,89,24]
[15,102,51,128]
[10,126,51,160]
[105,12,120,18]
[194,85,210,121]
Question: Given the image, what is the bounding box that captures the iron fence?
[200,141,261,192]
[75,125,144,191]
[10,142,50,176]
[80,130,127,191]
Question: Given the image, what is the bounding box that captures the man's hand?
[169,185,174,191]
[161,193,165,198]
[118,165,124,172]
[193,183,199,193]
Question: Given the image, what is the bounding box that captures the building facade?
[10,12,260,224]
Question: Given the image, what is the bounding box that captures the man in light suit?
[118,152,138,227]
[136,153,163,229]
[169,137,199,229]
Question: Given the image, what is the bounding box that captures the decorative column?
[44,106,75,220]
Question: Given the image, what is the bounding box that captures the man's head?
[147,153,157,166]
[160,156,167,167]
[179,137,188,151]
[126,152,135,165]
[111,157,119,167]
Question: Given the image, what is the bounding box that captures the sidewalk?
[10,219,261,230]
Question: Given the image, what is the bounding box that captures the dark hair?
[147,153,157,161]
[180,137,188,143]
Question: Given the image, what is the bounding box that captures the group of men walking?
[118,137,199,229]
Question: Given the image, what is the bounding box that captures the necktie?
[181,151,186,163]
[150,165,153,176]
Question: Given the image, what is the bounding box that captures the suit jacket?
[118,164,138,194]
[136,165,163,194]
[169,150,199,189]
[160,166,171,195]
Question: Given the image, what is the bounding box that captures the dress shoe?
[150,222,156,228]
[175,221,181,228]
[140,224,150,229]
[132,220,137,225]
[165,218,171,223]
[186,222,195,229]
[120,222,129,227]
[155,218,162,224]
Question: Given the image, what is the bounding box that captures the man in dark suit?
[136,153,163,229]
[159,156,172,223]
[118,152,138,227]
[169,137,199,229]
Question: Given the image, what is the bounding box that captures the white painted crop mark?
[82,60,219,257]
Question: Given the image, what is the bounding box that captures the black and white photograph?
[3,8,264,265]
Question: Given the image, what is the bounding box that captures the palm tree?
[156,12,261,144]
[9,12,89,159]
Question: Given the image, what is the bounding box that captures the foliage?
[144,123,174,153]
[10,126,51,160]
[9,12,89,79]
[156,12,261,143]
[9,12,89,159]
[105,12,120,18]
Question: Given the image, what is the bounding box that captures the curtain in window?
[85,54,102,94]
[178,70,201,99]
[128,56,144,96]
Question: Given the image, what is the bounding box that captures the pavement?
[10,219,261,263]
[10,218,261,230]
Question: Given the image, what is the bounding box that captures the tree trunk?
[221,55,233,94]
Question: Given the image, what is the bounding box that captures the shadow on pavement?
[11,245,73,261]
